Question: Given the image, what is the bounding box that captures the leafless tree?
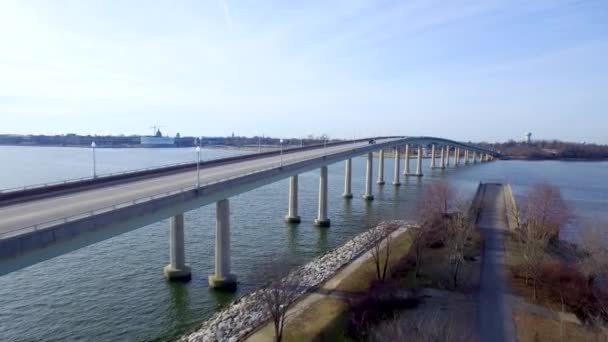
[414,181,455,278]
[578,221,608,288]
[259,280,294,342]
[256,258,302,342]
[516,183,569,300]
[445,206,473,288]
[368,224,395,281]
[519,183,570,240]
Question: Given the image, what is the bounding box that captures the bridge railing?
[0,137,395,197]
[0,157,307,238]
[0,137,498,238]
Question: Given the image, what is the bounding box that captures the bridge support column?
[414,146,423,177]
[404,144,411,175]
[473,152,478,164]
[392,147,401,186]
[285,175,301,223]
[363,152,374,200]
[342,159,353,199]
[446,145,451,167]
[209,199,237,291]
[430,144,436,169]
[164,213,191,281]
[440,147,445,169]
[455,147,460,166]
[377,150,385,185]
[315,166,331,227]
[464,150,469,165]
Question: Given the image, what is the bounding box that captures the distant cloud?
[219,0,232,28]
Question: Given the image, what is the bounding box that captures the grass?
[280,229,413,341]
[514,311,606,342]
[393,229,482,291]
[503,231,608,341]
[280,226,484,341]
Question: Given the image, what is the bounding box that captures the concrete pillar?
[430,144,436,169]
[446,145,451,167]
[473,151,478,164]
[440,147,445,169]
[164,213,191,281]
[315,166,331,227]
[392,146,401,186]
[414,146,423,177]
[403,144,411,175]
[455,147,460,166]
[285,175,301,223]
[363,152,375,200]
[209,199,237,291]
[342,159,353,199]
[377,150,385,185]
[464,150,469,165]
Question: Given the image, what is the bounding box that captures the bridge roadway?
[0,136,495,278]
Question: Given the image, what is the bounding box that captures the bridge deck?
[0,136,495,275]
[0,139,390,237]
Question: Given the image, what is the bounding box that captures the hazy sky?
[1,1,607,142]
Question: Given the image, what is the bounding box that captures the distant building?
[525,132,532,144]
[140,129,175,147]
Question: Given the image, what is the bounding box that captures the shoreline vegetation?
[185,181,608,342]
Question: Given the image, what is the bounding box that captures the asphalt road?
[0,139,399,237]
[478,183,516,342]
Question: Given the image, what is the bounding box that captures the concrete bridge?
[0,136,496,289]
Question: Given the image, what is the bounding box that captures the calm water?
[0,146,606,341]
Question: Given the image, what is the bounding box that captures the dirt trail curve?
[477,183,516,342]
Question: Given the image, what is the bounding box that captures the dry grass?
[279,229,413,341]
[336,232,413,292]
[392,228,482,291]
[514,311,608,342]
[283,297,348,342]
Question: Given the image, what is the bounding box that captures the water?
[0,146,605,341]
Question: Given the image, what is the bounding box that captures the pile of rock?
[182,220,412,342]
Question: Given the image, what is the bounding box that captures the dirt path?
[477,183,516,342]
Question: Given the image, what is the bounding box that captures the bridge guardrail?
[0,139,391,238]
[0,137,402,200]
[0,153,314,239]
[0,137,497,238]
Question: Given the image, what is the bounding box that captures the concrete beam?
[314,166,331,227]
[363,152,375,200]
[163,213,191,281]
[209,199,237,291]
[285,175,301,223]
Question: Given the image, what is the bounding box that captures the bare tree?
[514,183,571,300]
[255,258,302,342]
[414,181,455,278]
[519,183,570,240]
[259,280,294,342]
[445,207,473,288]
[368,224,395,281]
[578,221,608,288]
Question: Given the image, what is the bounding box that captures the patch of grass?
[514,311,605,342]
[281,230,413,342]
[336,232,413,292]
[392,229,482,291]
[283,297,348,342]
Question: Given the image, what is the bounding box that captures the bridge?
[0,137,496,289]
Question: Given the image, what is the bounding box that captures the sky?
[0,0,607,143]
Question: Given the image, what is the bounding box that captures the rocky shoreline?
[181,220,412,342]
